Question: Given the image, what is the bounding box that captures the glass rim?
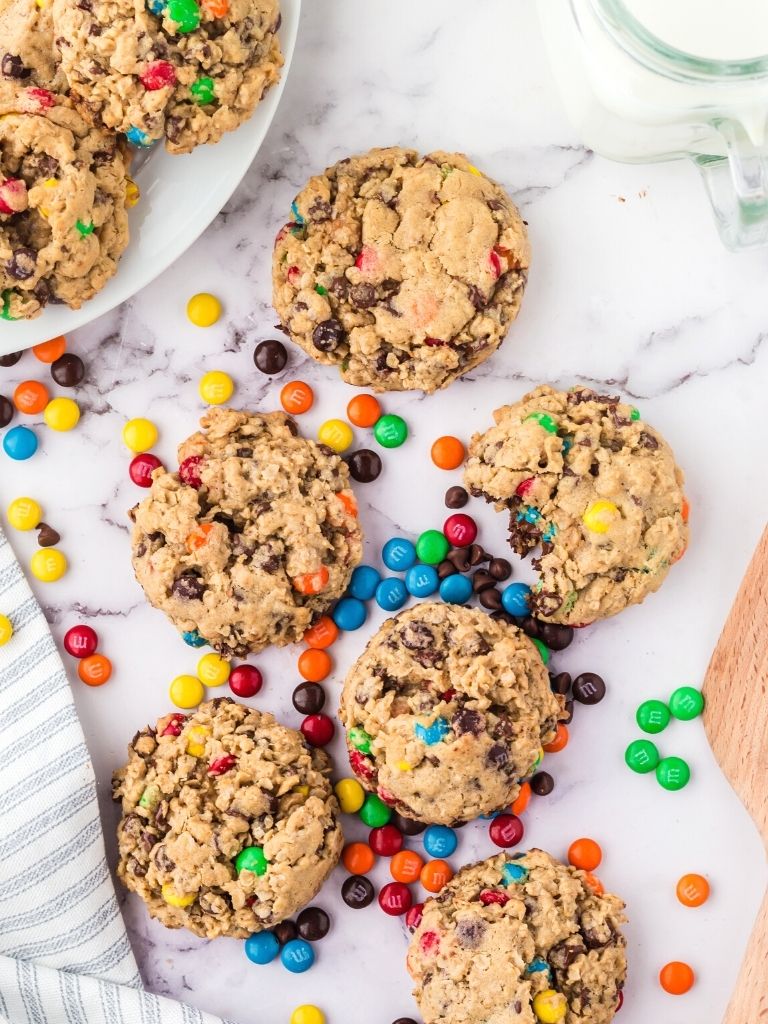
[590,0,768,80]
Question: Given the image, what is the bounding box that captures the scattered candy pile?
[5,496,67,582]
[624,686,705,790]
[245,905,330,975]
[168,650,263,709]
[63,624,113,687]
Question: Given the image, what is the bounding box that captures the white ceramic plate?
[0,0,300,355]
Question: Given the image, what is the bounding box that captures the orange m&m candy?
[304,616,339,649]
[431,435,465,470]
[14,380,49,415]
[390,850,424,884]
[293,566,329,595]
[337,492,358,517]
[659,961,695,995]
[420,859,453,893]
[281,380,314,415]
[33,335,66,363]
[676,873,710,907]
[543,722,569,753]
[681,497,690,523]
[298,648,332,683]
[583,872,604,895]
[78,654,112,687]
[347,394,381,428]
[511,781,531,816]
[186,522,214,552]
[568,837,602,872]
[342,842,375,875]
[202,0,229,14]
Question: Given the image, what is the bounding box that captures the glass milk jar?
[537,0,768,249]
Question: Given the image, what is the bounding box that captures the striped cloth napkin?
[0,526,230,1024]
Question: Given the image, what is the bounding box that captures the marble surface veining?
[1,2,768,1022]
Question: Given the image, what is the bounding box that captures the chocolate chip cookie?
[113,699,343,939]
[0,0,66,90]
[52,0,282,154]
[129,408,363,656]
[464,385,688,626]
[273,147,530,392]
[0,81,130,320]
[338,604,562,825]
[407,849,627,1024]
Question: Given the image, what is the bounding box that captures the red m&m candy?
[378,882,412,916]
[405,902,424,932]
[229,665,263,698]
[179,455,204,488]
[301,713,335,747]
[140,61,177,91]
[63,624,98,659]
[443,514,477,548]
[489,813,525,848]
[369,824,403,857]
[129,453,163,487]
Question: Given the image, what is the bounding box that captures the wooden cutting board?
[702,526,768,1022]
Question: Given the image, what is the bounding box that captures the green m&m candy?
[624,739,660,774]
[630,406,640,421]
[348,727,372,754]
[656,756,691,791]
[531,638,550,665]
[373,413,408,449]
[524,411,558,434]
[636,699,671,734]
[359,793,391,828]
[235,845,268,875]
[167,0,200,32]
[415,529,449,565]
[669,686,705,721]
[75,219,95,237]
[191,76,215,104]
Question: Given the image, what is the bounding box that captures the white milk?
[622,0,768,61]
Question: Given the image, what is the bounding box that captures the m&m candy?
[669,686,705,721]
[0,614,13,646]
[280,939,315,974]
[430,435,465,470]
[373,414,408,448]
[405,564,439,598]
[318,419,353,453]
[129,453,163,487]
[167,0,200,31]
[359,793,391,828]
[636,699,670,734]
[44,397,80,431]
[382,537,416,572]
[420,859,453,893]
[290,1007,325,1024]
[280,380,314,415]
[501,582,531,616]
[3,425,38,460]
[187,292,221,326]
[390,850,424,884]
[303,616,339,648]
[33,336,66,363]
[567,838,602,871]
[659,961,695,995]
[348,565,381,601]
[7,496,42,530]
[123,418,158,452]
[347,394,381,428]
[489,815,524,848]
[582,500,619,534]
[63,624,98,658]
[378,882,412,916]
[301,713,335,747]
[198,370,234,405]
[624,738,659,773]
[676,873,710,907]
[532,989,567,1022]
[190,76,215,104]
[369,824,403,857]
[30,548,67,582]
[342,842,375,874]
[182,629,207,648]
[375,577,408,612]
[78,654,112,686]
[332,597,367,631]
[656,756,690,791]
[14,380,49,414]
[236,846,268,875]
[442,513,477,547]
[439,573,472,604]
[229,664,263,698]
[244,931,280,965]
[298,648,332,682]
[197,652,230,687]
[423,825,457,859]
[169,673,204,709]
[334,778,365,814]
[415,530,449,565]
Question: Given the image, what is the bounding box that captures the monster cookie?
[464,385,688,626]
[52,0,282,154]
[0,0,66,90]
[339,604,562,825]
[273,147,530,392]
[0,82,130,320]
[129,408,363,656]
[407,849,627,1024]
[113,699,343,939]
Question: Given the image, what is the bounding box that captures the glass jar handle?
[693,118,768,251]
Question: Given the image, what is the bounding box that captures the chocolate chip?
[254,339,288,374]
[437,559,457,580]
[400,622,435,650]
[51,353,85,387]
[549,672,572,696]
[479,587,502,611]
[638,430,658,450]
[0,351,22,367]
[537,621,574,651]
[390,812,426,836]
[530,770,554,795]
[453,709,483,735]
[447,547,470,573]
[392,1019,419,1024]
[346,448,381,483]
[455,917,486,949]
[1,54,30,79]
[5,247,36,281]
[297,906,330,941]
[445,485,469,509]
[0,395,13,428]
[292,681,325,714]
[468,544,488,566]
[349,283,376,308]
[562,699,574,724]
[171,574,205,600]
[572,672,606,705]
[486,744,508,768]
[341,874,374,909]
[312,318,345,352]
[488,557,512,582]
[472,570,496,593]
[273,920,297,945]
[37,523,60,547]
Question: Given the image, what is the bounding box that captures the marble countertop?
[2,2,768,1022]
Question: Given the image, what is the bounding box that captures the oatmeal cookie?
[0,0,66,90]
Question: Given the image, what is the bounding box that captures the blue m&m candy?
[333,597,367,631]
[348,564,380,601]
[414,717,450,746]
[423,825,457,859]
[146,0,167,12]
[280,938,315,974]
[382,537,416,572]
[375,577,408,612]
[439,574,472,605]
[405,563,439,598]
[126,126,153,147]
[182,629,207,648]
[3,425,38,461]
[244,931,280,965]
[501,582,532,617]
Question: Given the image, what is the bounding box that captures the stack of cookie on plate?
[0,0,282,320]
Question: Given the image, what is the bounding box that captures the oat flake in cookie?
[464,385,688,626]
[339,604,563,825]
[407,849,627,1024]
[0,82,130,320]
[113,699,343,939]
[273,147,530,393]
[129,408,363,656]
[52,0,282,154]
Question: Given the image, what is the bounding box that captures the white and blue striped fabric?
[0,526,229,1024]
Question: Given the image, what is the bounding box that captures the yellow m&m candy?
[123,418,158,453]
[7,496,42,531]
[532,989,567,1023]
[334,777,365,814]
[290,1007,325,1024]
[185,725,210,756]
[161,884,196,908]
[169,674,204,709]
[30,548,67,582]
[187,292,222,327]
[0,614,13,646]
[44,397,80,431]
[198,370,234,405]
[197,652,230,687]
[582,500,619,534]
[317,419,353,453]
